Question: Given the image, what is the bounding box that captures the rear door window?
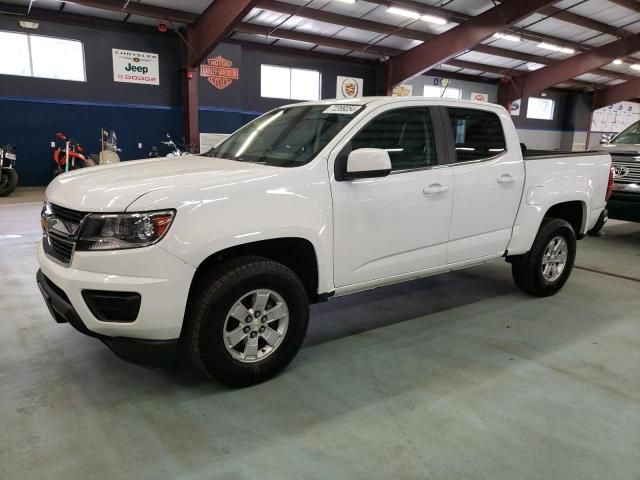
[447,108,506,162]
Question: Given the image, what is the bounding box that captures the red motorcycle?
[52,132,96,176]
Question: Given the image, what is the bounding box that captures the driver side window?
[350,108,437,171]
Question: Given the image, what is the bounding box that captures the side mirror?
[520,142,527,155]
[345,148,392,179]
[600,133,613,145]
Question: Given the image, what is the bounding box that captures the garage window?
[0,30,85,81]
[447,107,506,162]
[526,97,555,120]
[0,31,32,76]
[261,65,321,101]
[424,85,461,99]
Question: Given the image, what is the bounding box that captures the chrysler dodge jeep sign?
[112,49,159,85]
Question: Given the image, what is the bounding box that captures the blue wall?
[0,13,377,185]
[0,97,183,185]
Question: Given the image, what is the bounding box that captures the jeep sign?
[112,49,159,85]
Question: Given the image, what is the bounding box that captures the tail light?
[606,166,614,201]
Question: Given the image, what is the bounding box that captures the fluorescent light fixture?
[386,6,446,24]
[333,0,356,3]
[538,42,575,54]
[526,62,544,71]
[613,59,623,65]
[19,20,39,29]
[631,64,640,71]
[493,32,520,42]
[421,14,447,25]
[387,6,421,19]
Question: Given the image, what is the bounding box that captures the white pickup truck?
[37,97,613,386]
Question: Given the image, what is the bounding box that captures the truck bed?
[524,150,607,160]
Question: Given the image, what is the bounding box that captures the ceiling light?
[386,7,446,24]
[493,32,520,42]
[526,62,544,71]
[19,20,39,29]
[333,0,356,3]
[421,14,447,25]
[613,59,623,65]
[631,64,640,71]
[387,6,421,19]
[538,42,575,54]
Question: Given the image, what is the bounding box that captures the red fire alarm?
[157,22,168,33]
[187,71,194,80]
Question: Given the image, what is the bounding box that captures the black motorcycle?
[0,143,18,197]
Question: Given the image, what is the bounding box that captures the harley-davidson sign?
[200,56,239,89]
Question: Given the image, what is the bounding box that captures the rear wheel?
[511,218,576,297]
[186,256,309,387]
[0,169,18,196]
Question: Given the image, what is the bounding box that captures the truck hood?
[45,155,275,212]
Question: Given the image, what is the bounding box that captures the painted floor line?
[575,265,640,283]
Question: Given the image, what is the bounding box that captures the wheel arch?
[543,200,588,236]
[189,237,322,303]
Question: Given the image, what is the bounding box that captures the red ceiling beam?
[446,59,594,89]
[386,0,557,86]
[188,0,257,68]
[61,0,198,23]
[608,0,640,14]
[542,6,628,38]
[234,23,402,57]
[254,0,634,83]
[255,0,432,40]
[593,78,640,109]
[498,33,640,108]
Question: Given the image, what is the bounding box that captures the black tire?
[510,218,576,297]
[0,169,18,196]
[185,256,309,387]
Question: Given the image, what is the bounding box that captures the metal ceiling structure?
[2,0,640,91]
[3,0,640,140]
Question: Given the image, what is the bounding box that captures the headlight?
[76,210,175,251]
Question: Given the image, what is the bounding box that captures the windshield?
[612,120,640,144]
[203,105,362,167]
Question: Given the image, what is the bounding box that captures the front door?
[330,106,454,288]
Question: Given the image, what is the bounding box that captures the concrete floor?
[1,187,639,480]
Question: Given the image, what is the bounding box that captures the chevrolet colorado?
[37,98,613,386]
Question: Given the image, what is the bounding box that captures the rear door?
[330,105,454,288]
[445,106,525,264]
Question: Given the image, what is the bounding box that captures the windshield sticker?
[323,105,361,115]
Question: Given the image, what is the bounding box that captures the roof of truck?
[282,96,505,111]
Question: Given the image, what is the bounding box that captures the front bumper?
[37,269,178,368]
[37,241,196,367]
[607,190,640,222]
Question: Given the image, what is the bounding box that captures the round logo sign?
[341,78,359,98]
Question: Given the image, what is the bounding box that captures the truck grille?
[612,155,640,184]
[50,203,87,225]
[42,203,88,266]
[43,234,75,265]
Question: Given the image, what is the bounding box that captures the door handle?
[423,184,449,195]
[497,174,517,184]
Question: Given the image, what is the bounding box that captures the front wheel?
[0,169,18,196]
[185,257,309,387]
[510,218,576,297]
